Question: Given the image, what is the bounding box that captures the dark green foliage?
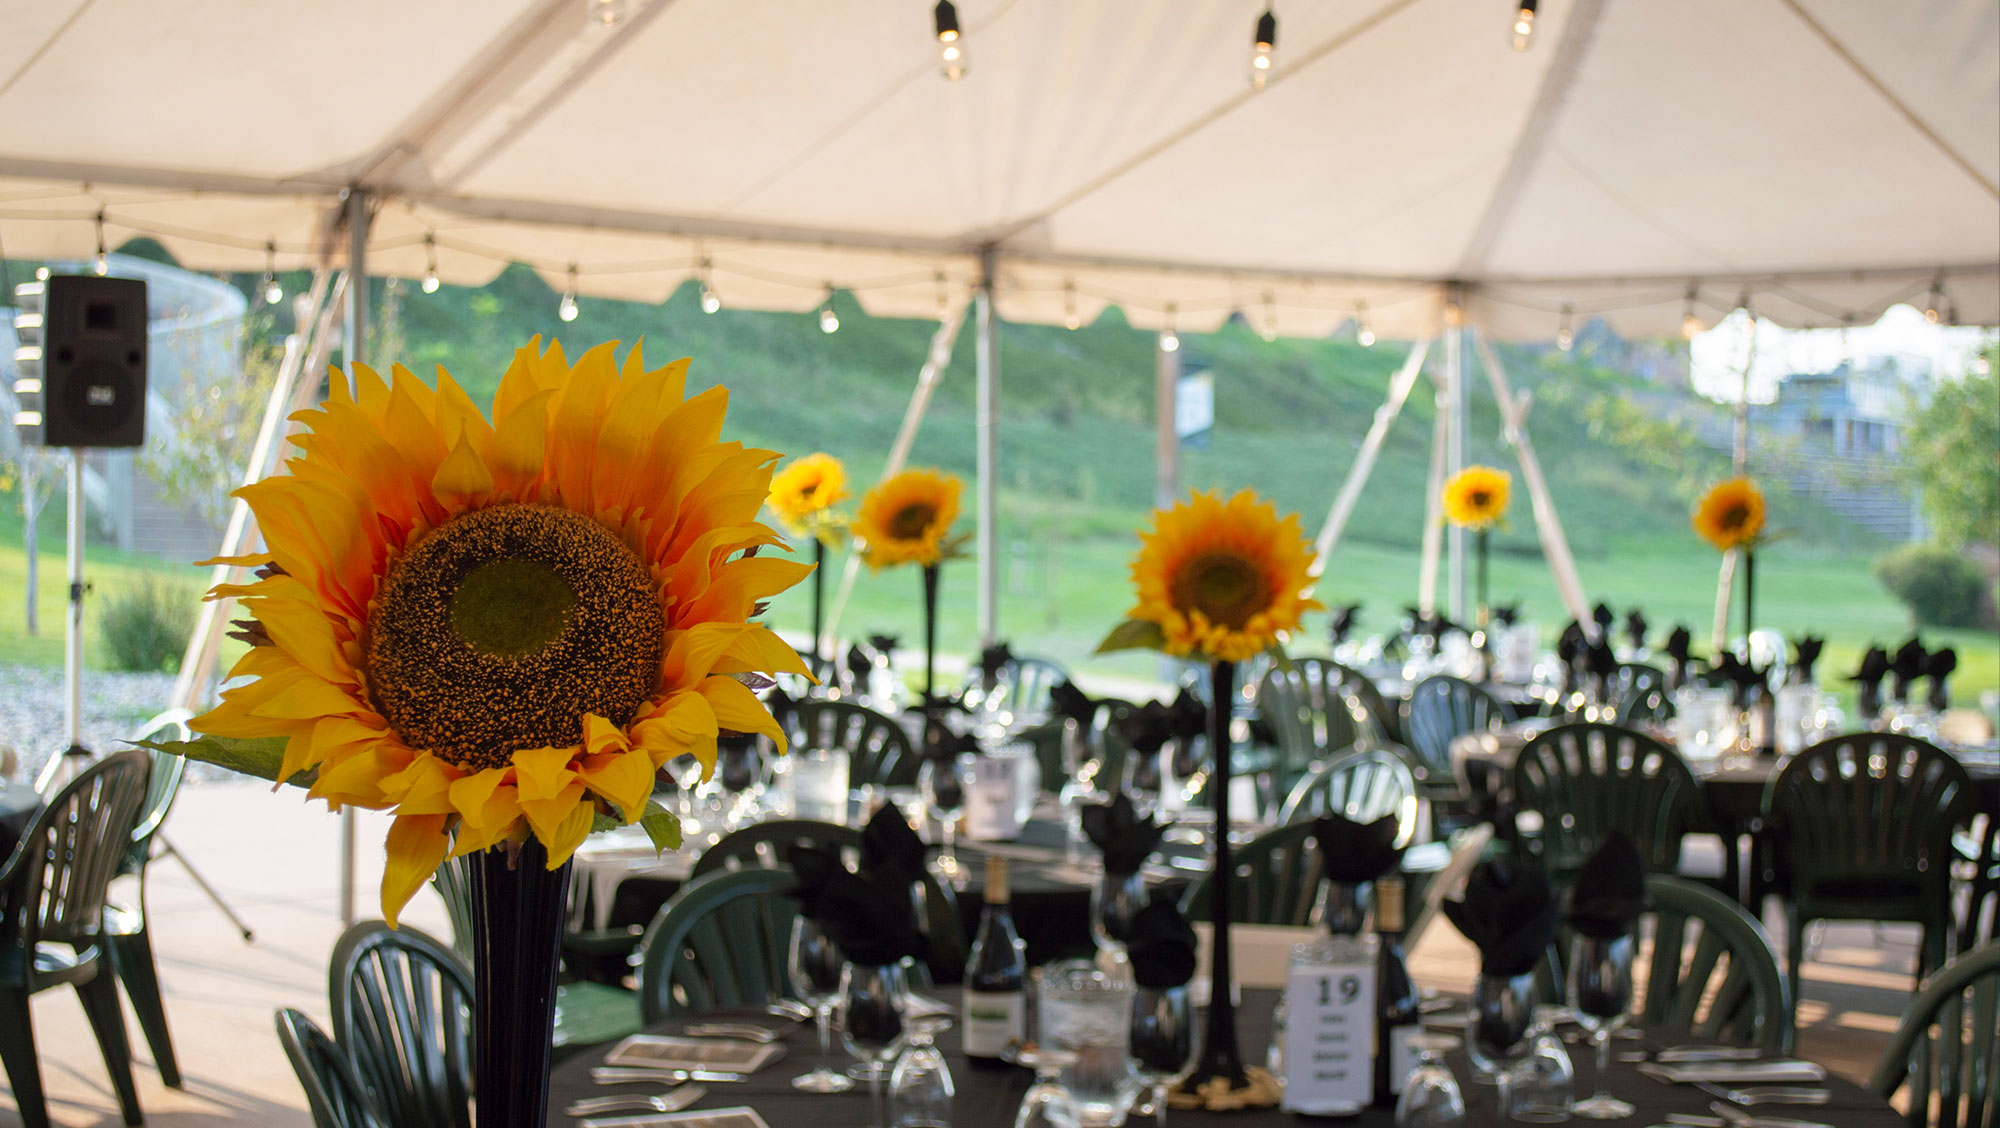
[99,575,197,672]
[1874,543,1992,628]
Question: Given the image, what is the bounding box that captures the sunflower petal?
[697,676,784,755]
[382,813,451,928]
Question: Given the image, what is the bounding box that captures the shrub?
[1873,543,1991,629]
[99,575,198,672]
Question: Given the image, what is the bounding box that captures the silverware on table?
[567,1085,706,1117]
[1658,1046,1765,1063]
[590,1066,745,1085]
[766,1000,814,1023]
[682,1022,779,1043]
[1695,1080,1831,1107]
[1707,1098,1835,1128]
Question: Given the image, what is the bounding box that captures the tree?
[1904,344,2000,550]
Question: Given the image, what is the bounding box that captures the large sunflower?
[187,338,809,924]
[1100,489,1321,664]
[767,452,849,535]
[853,468,962,568]
[1693,477,1765,551]
[1442,465,1511,529]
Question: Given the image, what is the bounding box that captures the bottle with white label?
[962,856,1027,1068]
[1372,877,1422,1108]
[1281,882,1377,1117]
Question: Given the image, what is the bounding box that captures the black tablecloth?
[547,987,1905,1126]
[0,780,40,866]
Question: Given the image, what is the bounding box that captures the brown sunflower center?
[1170,551,1271,630]
[888,503,937,540]
[799,478,820,499]
[1719,503,1749,530]
[1469,489,1491,509]
[365,504,663,772]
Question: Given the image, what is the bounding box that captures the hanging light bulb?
[1923,277,1944,324]
[1556,303,1575,351]
[1680,286,1702,339]
[1511,0,1539,50]
[559,264,580,322]
[1250,7,1277,90]
[699,256,722,314]
[819,287,840,334]
[1160,305,1180,353]
[421,234,441,293]
[1062,280,1081,330]
[1259,291,1278,342]
[935,0,967,80]
[1355,301,1377,347]
[93,210,108,276]
[588,0,627,27]
[262,240,284,305]
[34,266,50,281]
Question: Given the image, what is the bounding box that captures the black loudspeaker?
[36,274,149,448]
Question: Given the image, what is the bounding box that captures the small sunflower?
[180,338,809,924]
[767,452,849,536]
[1443,466,1511,529]
[1693,477,1766,551]
[1100,489,1322,664]
[854,468,963,568]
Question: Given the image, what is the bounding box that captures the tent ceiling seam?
[0,0,95,103]
[1779,0,1998,200]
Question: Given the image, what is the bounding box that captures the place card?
[1281,957,1376,1114]
[604,1035,785,1074]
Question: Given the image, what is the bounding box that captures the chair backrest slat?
[1632,874,1791,1054]
[1277,747,1418,841]
[692,820,860,879]
[639,868,800,1023]
[329,922,474,1128]
[276,1007,386,1128]
[1767,733,1974,899]
[788,701,917,788]
[1405,676,1509,785]
[1512,723,1704,884]
[6,749,151,961]
[1869,941,2000,1128]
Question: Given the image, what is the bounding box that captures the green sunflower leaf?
[1095,618,1167,655]
[639,800,683,852]
[591,811,623,834]
[134,735,315,789]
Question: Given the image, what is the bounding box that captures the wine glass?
[1122,748,1163,818]
[1129,984,1193,1127]
[788,917,853,1093]
[1511,1006,1574,1123]
[1014,1049,1083,1128]
[1569,933,1636,1119]
[889,1022,954,1128]
[1465,971,1537,1121]
[841,960,908,1125]
[1090,869,1146,963]
[1396,1033,1466,1128]
[918,753,971,888]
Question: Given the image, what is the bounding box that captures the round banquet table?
[547,987,1906,1126]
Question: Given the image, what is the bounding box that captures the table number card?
[963,754,1023,840]
[1281,958,1376,1115]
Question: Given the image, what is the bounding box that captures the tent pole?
[820,306,967,652]
[1445,321,1469,623]
[1308,338,1431,584]
[1471,333,1590,623]
[339,187,368,930]
[1714,313,1760,649]
[975,246,999,647]
[1154,331,1181,510]
[1416,372,1450,618]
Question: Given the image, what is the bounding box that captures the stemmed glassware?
[1121,749,1163,819]
[889,1020,954,1127]
[1465,971,1538,1122]
[1128,984,1193,1127]
[1090,870,1146,965]
[1396,1033,1466,1128]
[918,753,971,888]
[1014,1049,1083,1128]
[1511,1006,1575,1122]
[1569,933,1637,1119]
[787,918,853,1093]
[841,960,909,1126]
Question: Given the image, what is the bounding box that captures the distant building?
[1751,358,1925,458]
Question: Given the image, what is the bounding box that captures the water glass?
[1671,687,1735,767]
[1568,933,1636,1120]
[791,746,850,822]
[841,960,908,1122]
[1038,959,1141,1126]
[1091,870,1147,962]
[1122,749,1163,818]
[1129,984,1193,1126]
[788,918,853,1093]
[1015,1050,1084,1128]
[918,753,971,886]
[1466,971,1537,1119]
[1396,1033,1466,1128]
[1512,1007,1574,1122]
[890,1024,954,1127]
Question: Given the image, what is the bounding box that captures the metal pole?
[1445,322,1470,623]
[339,188,368,929]
[1155,333,1181,510]
[65,449,85,753]
[1471,333,1590,623]
[974,246,999,647]
[1309,339,1430,581]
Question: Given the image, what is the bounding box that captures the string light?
[1556,302,1574,351]
[587,0,626,28]
[819,286,840,334]
[262,240,284,305]
[1160,304,1180,353]
[935,1,967,80]
[1443,300,1463,327]
[34,267,49,281]
[1924,276,1944,324]
[699,256,721,314]
[1250,7,1277,90]
[1511,0,1538,50]
[1355,301,1376,347]
[558,264,579,322]
[1680,286,1702,339]
[1063,280,1080,330]
[421,234,440,293]
[1259,291,1278,342]
[93,210,108,275]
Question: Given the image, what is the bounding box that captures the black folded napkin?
[846,644,875,689]
[1126,893,1199,990]
[784,843,846,920]
[1925,647,1957,712]
[977,641,1014,693]
[1050,678,1097,726]
[1566,832,1650,939]
[1624,610,1649,652]
[1329,603,1362,646]
[1113,698,1187,755]
[1491,602,1521,628]
[1585,635,1619,682]
[816,862,929,966]
[1312,811,1405,885]
[1081,793,1164,876]
[1851,645,1890,717]
[1558,620,1590,695]
[1591,602,1615,641]
[1890,639,1928,703]
[1788,636,1825,685]
[867,633,899,655]
[1664,625,1694,690]
[859,804,931,888]
[1711,652,1771,709]
[1443,859,1560,978]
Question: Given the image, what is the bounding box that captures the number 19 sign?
[1282,958,1376,1115]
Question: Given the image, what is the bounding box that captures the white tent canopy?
[0,0,1993,338]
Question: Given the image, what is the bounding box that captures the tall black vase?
[1183,659,1248,1091]
[470,837,572,1128]
[811,539,826,676]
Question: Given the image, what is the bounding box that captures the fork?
[1696,1081,1832,1106]
[566,1084,706,1117]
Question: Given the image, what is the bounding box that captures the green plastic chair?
[1635,875,1792,1054]
[106,708,193,1090]
[1404,675,1511,798]
[1180,822,1324,926]
[1258,658,1368,793]
[329,921,474,1128]
[1869,940,2000,1128]
[275,1007,387,1128]
[636,867,801,1023]
[960,655,1070,719]
[1511,723,1707,886]
[1275,747,1418,838]
[430,854,477,962]
[786,700,918,788]
[1765,732,1976,1009]
[1609,663,1671,725]
[1324,660,1405,747]
[1959,817,1998,953]
[0,748,153,1128]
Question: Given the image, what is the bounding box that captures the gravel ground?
[0,663,180,780]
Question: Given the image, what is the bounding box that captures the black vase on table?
[1178,659,1253,1097]
[469,836,573,1128]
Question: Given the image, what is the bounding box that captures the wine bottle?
[1372,877,1421,1107]
[961,855,1026,1067]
